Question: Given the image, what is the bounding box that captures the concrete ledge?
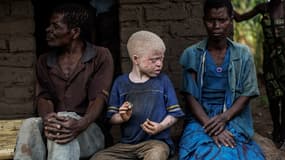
[2,119,284,160]
[0,149,14,160]
[0,119,22,160]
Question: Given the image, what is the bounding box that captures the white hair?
[126,30,166,57]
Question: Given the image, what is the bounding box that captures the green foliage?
[232,0,265,73]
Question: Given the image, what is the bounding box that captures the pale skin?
[110,101,177,135]
[110,48,177,135]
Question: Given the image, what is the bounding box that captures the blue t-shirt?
[107,73,184,151]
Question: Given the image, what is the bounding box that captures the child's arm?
[109,101,133,124]
[141,115,177,135]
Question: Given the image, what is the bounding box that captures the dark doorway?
[32,0,121,76]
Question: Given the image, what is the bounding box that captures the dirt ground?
[251,94,285,159]
[251,94,273,140]
[251,80,285,153]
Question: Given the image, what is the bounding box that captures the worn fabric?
[179,120,265,160]
[14,112,104,160]
[36,42,114,115]
[14,42,113,160]
[91,140,169,160]
[180,38,259,138]
[178,38,265,160]
[107,73,184,154]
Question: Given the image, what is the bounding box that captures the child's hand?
[141,118,162,135]
[119,101,133,122]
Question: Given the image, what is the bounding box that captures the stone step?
[0,119,23,160]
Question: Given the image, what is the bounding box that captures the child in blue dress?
[178,0,265,159]
[91,30,184,160]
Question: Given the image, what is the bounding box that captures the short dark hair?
[52,3,90,30]
[203,0,233,18]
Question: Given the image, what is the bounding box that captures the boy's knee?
[146,141,169,160]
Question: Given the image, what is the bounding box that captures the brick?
[188,2,204,18]
[9,36,35,52]
[120,44,128,58]
[170,23,192,37]
[191,0,203,3]
[4,86,34,99]
[164,56,183,73]
[119,6,142,22]
[0,101,35,116]
[11,0,33,17]
[188,18,206,36]
[165,38,190,56]
[121,58,132,73]
[166,72,183,90]
[0,1,10,18]
[0,52,35,67]
[120,0,161,4]
[0,19,34,35]
[120,27,142,43]
[143,23,169,38]
[145,3,187,21]
[0,67,34,85]
[170,0,185,1]
[171,0,198,2]
[0,39,7,50]
[120,21,140,29]
[0,83,4,97]
[170,20,206,37]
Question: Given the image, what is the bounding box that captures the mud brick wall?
[0,0,207,119]
[0,0,36,118]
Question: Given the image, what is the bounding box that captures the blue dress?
[179,50,265,160]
